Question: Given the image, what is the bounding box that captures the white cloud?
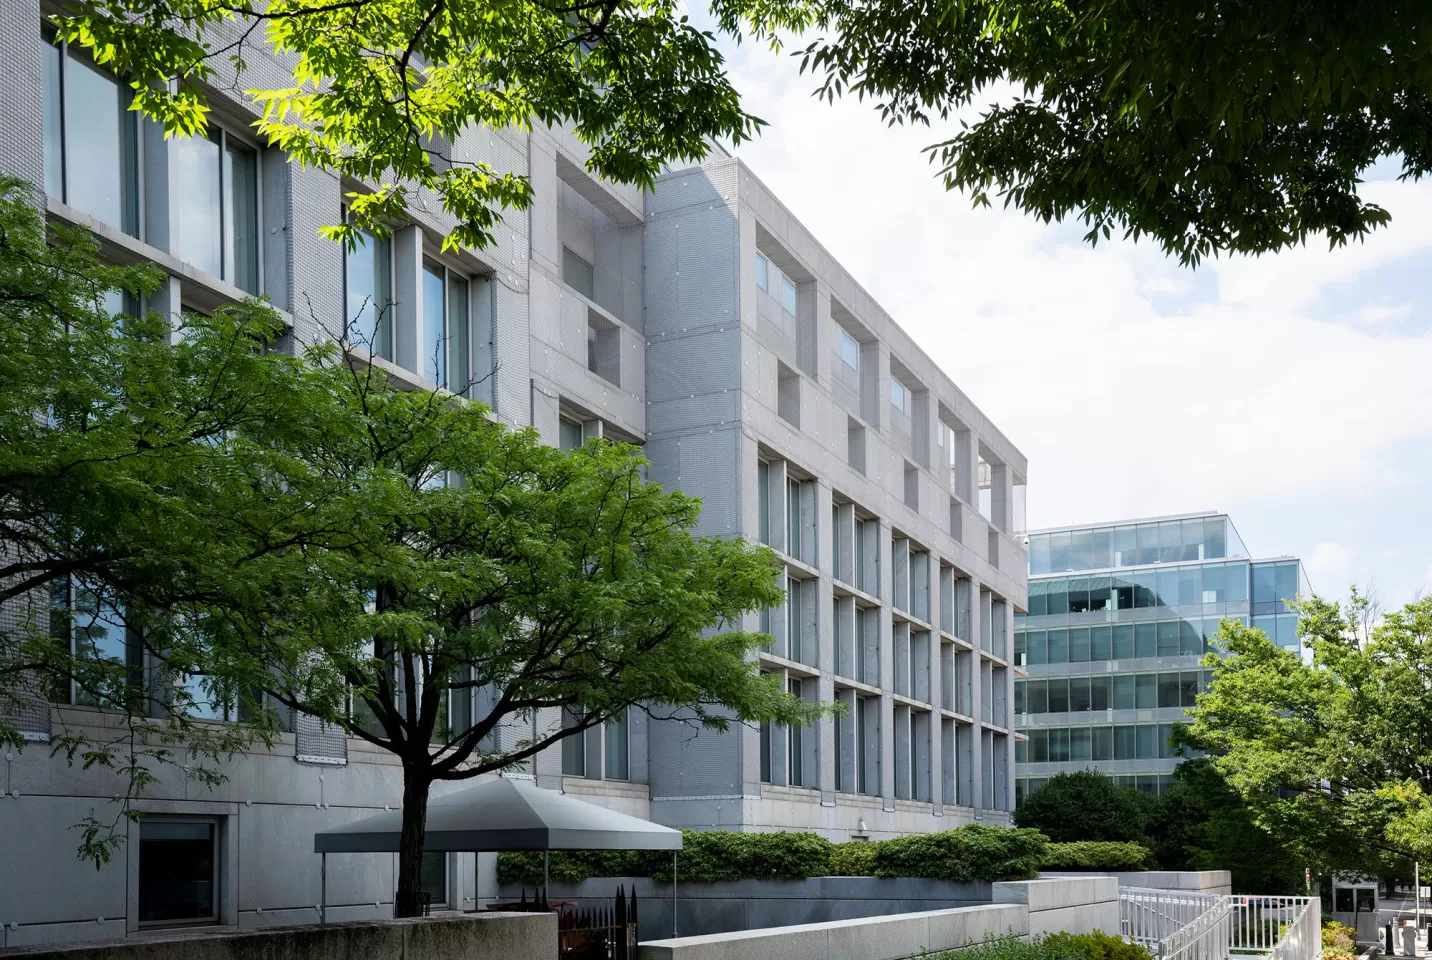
[720,40,1432,594]
[1307,542,1356,582]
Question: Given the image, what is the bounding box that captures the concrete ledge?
[993,878,1119,913]
[637,904,1027,960]
[0,912,555,960]
[506,877,991,938]
[1040,871,1232,895]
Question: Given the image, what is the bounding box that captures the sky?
[711,36,1432,607]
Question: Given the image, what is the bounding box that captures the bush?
[1043,931,1153,960]
[1322,920,1356,953]
[828,840,879,876]
[927,932,1150,960]
[497,831,833,885]
[1014,771,1155,843]
[871,825,1047,882]
[498,825,1050,885]
[1041,841,1151,871]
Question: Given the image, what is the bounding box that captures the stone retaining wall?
[0,912,554,960]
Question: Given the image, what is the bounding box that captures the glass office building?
[1013,512,1308,803]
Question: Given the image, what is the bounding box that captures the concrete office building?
[1012,513,1307,803]
[0,4,1026,946]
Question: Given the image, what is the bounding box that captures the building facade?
[0,3,1026,946]
[1012,513,1307,804]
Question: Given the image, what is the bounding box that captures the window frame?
[890,376,909,413]
[137,815,222,928]
[420,257,473,391]
[754,251,770,292]
[43,31,141,238]
[175,123,264,293]
[342,205,395,360]
[840,329,860,371]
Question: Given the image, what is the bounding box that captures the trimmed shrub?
[927,932,1150,960]
[1041,841,1151,871]
[497,831,833,885]
[1043,931,1153,960]
[871,825,1047,882]
[498,824,1051,885]
[828,840,879,877]
[1322,920,1356,954]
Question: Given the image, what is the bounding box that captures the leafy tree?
[50,0,800,251]
[1013,770,1155,843]
[1186,594,1432,877]
[1146,758,1303,894]
[794,0,1432,264]
[0,178,815,915]
[0,177,324,861]
[194,356,816,916]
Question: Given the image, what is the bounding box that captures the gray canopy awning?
[313,776,684,854]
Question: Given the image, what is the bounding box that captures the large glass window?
[840,330,860,370]
[138,819,218,924]
[43,35,139,236]
[420,261,472,389]
[605,708,629,780]
[343,217,393,359]
[562,246,595,299]
[890,377,910,413]
[754,251,769,291]
[420,851,447,907]
[422,260,447,386]
[780,276,798,316]
[176,128,260,292]
[51,579,137,709]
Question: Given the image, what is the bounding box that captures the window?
[890,377,909,413]
[757,460,771,545]
[421,260,471,389]
[840,330,860,370]
[43,34,139,236]
[50,578,137,709]
[176,127,260,292]
[780,276,798,316]
[788,677,806,786]
[422,261,447,386]
[786,478,802,559]
[344,218,393,359]
[561,707,585,775]
[754,252,769,291]
[560,417,585,451]
[562,246,595,300]
[420,851,447,907]
[138,818,219,925]
[604,708,629,781]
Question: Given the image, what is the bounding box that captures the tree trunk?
[394,768,432,918]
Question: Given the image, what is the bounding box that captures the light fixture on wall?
[858,819,868,833]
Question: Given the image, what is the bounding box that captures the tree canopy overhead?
[796,0,1432,264]
[1186,594,1432,876]
[52,0,797,251]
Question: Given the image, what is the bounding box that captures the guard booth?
[1331,875,1380,943]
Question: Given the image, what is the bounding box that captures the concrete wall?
[637,904,1026,960]
[499,877,991,938]
[1042,871,1232,895]
[0,912,554,960]
[993,877,1119,937]
[634,878,1120,960]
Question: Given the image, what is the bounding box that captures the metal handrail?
[1119,890,1320,960]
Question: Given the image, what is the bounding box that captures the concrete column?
[953,426,977,506]
[968,576,984,817]
[878,519,895,810]
[816,481,837,804]
[990,462,1013,533]
[928,555,944,815]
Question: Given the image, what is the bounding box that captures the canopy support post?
[672,850,678,938]
[320,852,327,925]
[544,850,550,904]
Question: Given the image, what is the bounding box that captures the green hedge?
[498,825,1046,885]
[1040,841,1151,871]
[928,932,1152,960]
